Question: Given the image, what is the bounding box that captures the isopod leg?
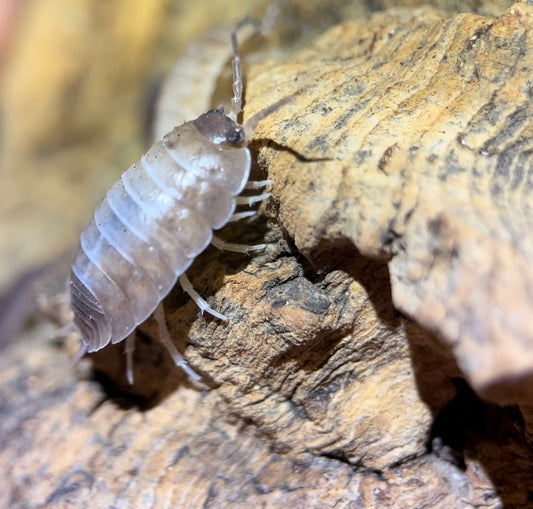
[235,192,271,207]
[124,333,136,385]
[153,302,203,382]
[229,210,257,222]
[211,236,266,253]
[178,273,228,321]
[71,342,88,366]
[245,179,272,189]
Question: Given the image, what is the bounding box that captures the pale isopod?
[69,21,293,383]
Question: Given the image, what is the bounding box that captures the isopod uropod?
[69,21,293,383]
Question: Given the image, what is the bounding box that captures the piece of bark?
[248,2,533,405]
[2,2,533,508]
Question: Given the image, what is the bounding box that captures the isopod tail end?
[71,342,88,367]
[52,321,79,339]
[54,321,87,369]
[124,333,136,385]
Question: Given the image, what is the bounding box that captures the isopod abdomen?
[69,23,293,381]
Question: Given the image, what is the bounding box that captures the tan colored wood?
[1,1,532,507]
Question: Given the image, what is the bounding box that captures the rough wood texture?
[248,2,533,405]
[1,1,533,508]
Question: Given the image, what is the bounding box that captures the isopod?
[69,21,293,384]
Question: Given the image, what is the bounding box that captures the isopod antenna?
[229,17,256,122]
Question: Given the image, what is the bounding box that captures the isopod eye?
[228,127,245,145]
[194,110,248,148]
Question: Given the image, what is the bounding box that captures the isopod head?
[193,108,247,148]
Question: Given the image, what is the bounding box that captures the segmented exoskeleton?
[69,21,293,383]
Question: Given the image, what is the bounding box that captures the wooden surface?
[249,2,533,404]
[1,1,533,508]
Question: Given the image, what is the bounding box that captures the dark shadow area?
[300,236,533,506]
[311,237,402,332]
[263,246,377,374]
[88,332,187,411]
[405,315,533,508]
[251,137,334,164]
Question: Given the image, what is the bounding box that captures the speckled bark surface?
[1,1,532,508]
